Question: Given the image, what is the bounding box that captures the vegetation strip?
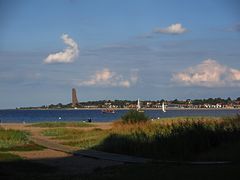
[30,134,233,165]
[29,121,94,128]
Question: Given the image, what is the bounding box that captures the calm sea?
[0,109,239,123]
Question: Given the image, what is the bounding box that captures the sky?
[0,0,240,109]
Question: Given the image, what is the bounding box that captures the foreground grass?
[0,152,21,161]
[0,128,28,149]
[97,116,240,160]
[0,128,44,151]
[0,161,239,180]
[42,128,109,149]
[30,121,94,128]
[41,116,240,161]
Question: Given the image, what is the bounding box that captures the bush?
[121,110,149,124]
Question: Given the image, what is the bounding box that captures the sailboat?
[137,99,144,112]
[162,102,166,112]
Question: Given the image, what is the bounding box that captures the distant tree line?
[18,97,240,109]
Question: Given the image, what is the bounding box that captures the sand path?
[1,123,123,173]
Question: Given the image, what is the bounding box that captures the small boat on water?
[102,109,116,114]
[162,102,166,112]
[137,98,144,112]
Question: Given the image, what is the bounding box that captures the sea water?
[0,109,239,123]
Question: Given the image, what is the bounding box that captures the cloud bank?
[154,23,187,35]
[76,68,138,88]
[229,23,240,32]
[172,59,240,87]
[44,34,79,64]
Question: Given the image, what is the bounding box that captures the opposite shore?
[10,107,240,111]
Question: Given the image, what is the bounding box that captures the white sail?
[137,98,141,111]
[162,102,166,112]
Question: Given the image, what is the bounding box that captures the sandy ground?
[11,149,122,174]
[1,122,123,173]
[11,149,71,160]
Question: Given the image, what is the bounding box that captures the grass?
[30,121,94,128]
[1,116,240,179]
[0,142,45,152]
[0,152,22,161]
[96,115,240,160]
[0,128,44,151]
[40,115,240,161]
[0,128,29,149]
[42,128,109,149]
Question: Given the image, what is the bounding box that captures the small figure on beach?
[87,118,92,123]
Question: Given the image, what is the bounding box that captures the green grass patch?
[0,141,45,152]
[42,128,109,149]
[0,128,44,151]
[0,152,22,161]
[30,121,94,128]
[0,128,29,149]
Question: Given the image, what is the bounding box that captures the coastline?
[6,107,240,111]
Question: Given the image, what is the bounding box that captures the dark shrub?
[121,110,149,123]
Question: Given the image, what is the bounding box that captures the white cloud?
[76,68,138,88]
[154,23,187,35]
[172,59,240,87]
[44,34,79,64]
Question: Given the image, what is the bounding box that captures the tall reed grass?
[96,115,240,160]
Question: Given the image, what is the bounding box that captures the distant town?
[18,98,240,110]
[17,88,240,110]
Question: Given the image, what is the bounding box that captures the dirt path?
[1,122,112,147]
[1,122,112,155]
[1,123,124,173]
[2,123,148,163]
[1,123,231,172]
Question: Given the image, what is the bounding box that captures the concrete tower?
[72,88,78,107]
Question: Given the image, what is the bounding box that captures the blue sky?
[0,0,240,109]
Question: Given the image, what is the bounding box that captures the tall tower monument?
[72,88,78,107]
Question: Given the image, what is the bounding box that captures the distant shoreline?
[2,107,240,111]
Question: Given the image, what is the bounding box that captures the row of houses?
[82,101,240,109]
